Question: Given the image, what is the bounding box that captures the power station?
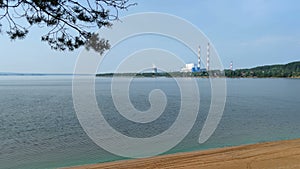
[181,43,210,73]
[152,43,233,73]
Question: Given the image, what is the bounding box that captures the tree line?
[225,61,300,78]
[96,61,300,78]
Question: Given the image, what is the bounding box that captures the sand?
[65,138,300,169]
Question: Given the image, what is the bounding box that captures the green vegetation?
[96,71,212,77]
[96,61,300,78]
[225,61,300,78]
[97,72,171,77]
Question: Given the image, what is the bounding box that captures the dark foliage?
[225,61,300,78]
[0,0,136,53]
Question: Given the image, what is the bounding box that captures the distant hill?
[225,61,300,78]
[0,72,24,76]
[0,73,86,76]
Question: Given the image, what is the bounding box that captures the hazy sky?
[1,0,300,73]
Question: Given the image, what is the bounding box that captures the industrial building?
[181,43,210,73]
[152,64,158,74]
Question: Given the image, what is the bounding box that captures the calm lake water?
[0,77,300,169]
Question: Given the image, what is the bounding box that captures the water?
[0,77,300,169]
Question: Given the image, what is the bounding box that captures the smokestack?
[207,43,210,71]
[197,46,201,69]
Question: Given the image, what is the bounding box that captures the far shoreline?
[95,74,300,79]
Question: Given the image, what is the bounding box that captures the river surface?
[0,77,299,169]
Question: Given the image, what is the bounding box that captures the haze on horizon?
[1,0,299,73]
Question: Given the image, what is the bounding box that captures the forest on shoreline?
[96,61,300,78]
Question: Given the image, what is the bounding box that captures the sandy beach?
[65,138,300,169]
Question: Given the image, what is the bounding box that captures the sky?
[1,0,300,73]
